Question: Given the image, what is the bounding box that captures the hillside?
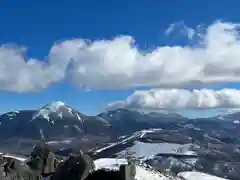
[92,120,240,180]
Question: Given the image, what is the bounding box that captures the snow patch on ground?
[46,138,75,145]
[94,128,163,154]
[233,120,240,124]
[178,171,229,180]
[117,141,196,160]
[139,129,162,138]
[180,158,198,166]
[94,158,227,180]
[5,112,18,117]
[76,113,82,121]
[135,165,177,180]
[94,158,179,180]
[94,158,128,171]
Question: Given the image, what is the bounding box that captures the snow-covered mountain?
[30,101,111,137]
[0,106,186,153]
[0,101,111,154]
[32,101,84,123]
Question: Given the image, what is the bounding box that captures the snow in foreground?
[134,166,178,180]
[178,171,228,180]
[1,153,229,180]
[94,158,128,171]
[94,158,179,180]
[94,158,229,180]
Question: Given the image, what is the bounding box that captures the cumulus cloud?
[0,45,69,92]
[45,20,240,90]
[3,20,240,92]
[107,89,240,110]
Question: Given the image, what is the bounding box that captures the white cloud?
[2,20,240,92]
[107,89,240,110]
[0,45,69,92]
[164,21,196,39]
[53,20,240,89]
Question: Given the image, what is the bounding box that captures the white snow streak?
[0,152,27,162]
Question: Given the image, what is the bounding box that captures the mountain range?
[0,101,185,144]
[1,101,240,179]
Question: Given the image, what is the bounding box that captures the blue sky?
[1,0,240,116]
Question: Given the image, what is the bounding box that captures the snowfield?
[94,128,164,154]
[135,165,178,180]
[94,158,128,171]
[94,158,179,180]
[178,171,229,180]
[116,141,196,160]
[94,158,229,180]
